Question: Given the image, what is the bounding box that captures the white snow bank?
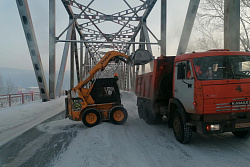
[0,97,65,146]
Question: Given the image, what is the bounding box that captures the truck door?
[174,61,195,113]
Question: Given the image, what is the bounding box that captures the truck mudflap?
[196,120,250,134]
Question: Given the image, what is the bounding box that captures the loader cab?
[90,78,121,104]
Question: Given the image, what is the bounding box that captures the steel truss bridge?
[15,0,241,102]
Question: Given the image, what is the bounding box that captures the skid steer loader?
[65,50,152,127]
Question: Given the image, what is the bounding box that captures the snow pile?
[0,97,65,146]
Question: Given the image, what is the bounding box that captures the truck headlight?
[207,124,220,131]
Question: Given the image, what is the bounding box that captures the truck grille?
[204,98,250,113]
[216,103,250,112]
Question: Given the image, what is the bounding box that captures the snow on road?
[0,92,250,167]
[0,97,65,147]
[47,92,250,167]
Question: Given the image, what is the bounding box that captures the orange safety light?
[114,73,118,77]
[206,125,211,132]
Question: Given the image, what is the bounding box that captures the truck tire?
[138,100,144,119]
[109,106,128,125]
[172,110,192,144]
[145,100,162,125]
[232,131,250,138]
[82,108,101,127]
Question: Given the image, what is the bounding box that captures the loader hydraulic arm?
[72,51,129,91]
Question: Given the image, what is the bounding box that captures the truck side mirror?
[177,63,185,79]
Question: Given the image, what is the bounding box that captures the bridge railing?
[0,92,41,108]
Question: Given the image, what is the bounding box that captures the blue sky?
[0,0,189,71]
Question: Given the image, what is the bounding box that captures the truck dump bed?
[135,56,175,101]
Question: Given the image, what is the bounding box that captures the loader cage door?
[90,78,121,104]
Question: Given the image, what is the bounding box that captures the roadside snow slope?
[0,97,65,146]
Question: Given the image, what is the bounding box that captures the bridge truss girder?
[54,0,164,96]
[16,0,240,100]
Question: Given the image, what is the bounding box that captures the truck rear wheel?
[82,109,101,127]
[232,131,250,138]
[145,100,162,125]
[109,106,128,125]
[138,100,144,119]
[173,110,192,144]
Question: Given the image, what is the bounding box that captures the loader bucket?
[130,49,154,65]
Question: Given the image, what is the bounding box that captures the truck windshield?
[193,55,250,80]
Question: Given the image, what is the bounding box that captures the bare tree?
[191,0,250,51]
[5,78,15,94]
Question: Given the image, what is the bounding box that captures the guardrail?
[0,92,41,108]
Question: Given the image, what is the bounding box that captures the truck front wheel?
[232,131,250,138]
[173,110,192,144]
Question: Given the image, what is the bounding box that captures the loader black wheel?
[109,106,128,125]
[82,109,101,127]
[173,110,192,144]
[232,130,250,138]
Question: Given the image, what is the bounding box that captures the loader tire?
[109,106,128,125]
[232,131,250,138]
[172,110,192,144]
[82,108,101,127]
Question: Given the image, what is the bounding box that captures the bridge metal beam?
[16,0,50,102]
[176,0,200,55]
[49,0,56,99]
[224,0,240,51]
[61,0,158,91]
[160,0,167,56]
[55,19,73,97]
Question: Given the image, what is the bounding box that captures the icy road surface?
[0,97,65,147]
[0,92,250,167]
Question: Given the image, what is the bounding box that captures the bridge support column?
[55,19,73,97]
[224,0,240,51]
[80,38,83,81]
[70,27,75,89]
[49,0,56,99]
[16,0,50,102]
[161,0,167,56]
[176,0,200,55]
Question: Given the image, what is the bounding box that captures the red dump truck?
[135,50,250,143]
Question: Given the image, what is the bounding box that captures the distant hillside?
[0,67,73,90]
